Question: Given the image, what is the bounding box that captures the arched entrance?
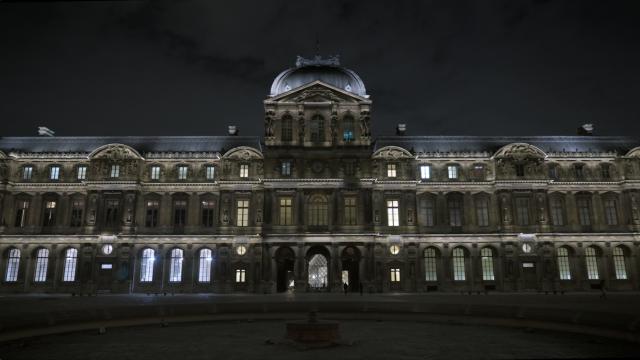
[341,246,361,292]
[306,246,330,291]
[275,246,295,292]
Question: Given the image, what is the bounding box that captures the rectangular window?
[447,165,458,179]
[5,249,20,282]
[420,165,431,180]
[14,200,29,228]
[475,198,489,227]
[557,249,572,280]
[150,166,161,180]
[422,199,435,227]
[105,200,120,227]
[424,249,438,281]
[50,166,60,180]
[344,161,355,176]
[145,200,159,227]
[235,269,246,283]
[448,198,462,227]
[237,200,249,227]
[604,199,618,226]
[70,200,84,227]
[574,164,584,180]
[613,248,627,280]
[387,163,397,178]
[390,268,401,282]
[279,198,293,225]
[549,165,559,180]
[387,200,400,226]
[173,200,187,227]
[281,161,291,176]
[177,166,188,180]
[22,166,33,180]
[516,164,525,177]
[110,165,120,178]
[201,200,215,227]
[281,117,293,142]
[453,251,466,281]
[205,165,215,180]
[515,198,530,226]
[473,165,485,180]
[577,198,591,226]
[43,201,57,227]
[76,165,87,180]
[344,197,357,225]
[239,164,249,178]
[550,198,564,226]
[601,164,611,180]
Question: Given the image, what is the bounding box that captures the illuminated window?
[201,200,215,227]
[281,161,291,176]
[613,246,627,280]
[475,197,489,227]
[344,197,357,225]
[279,198,293,225]
[308,196,328,226]
[173,200,187,227]
[515,198,529,226]
[584,246,599,280]
[145,200,159,227]
[237,200,249,227]
[577,198,591,226]
[140,248,155,282]
[281,115,293,142]
[14,200,29,228]
[390,268,401,282]
[62,248,78,282]
[452,247,466,281]
[198,249,212,283]
[239,164,249,178]
[343,116,354,142]
[77,165,87,180]
[110,164,120,178]
[389,245,400,255]
[604,199,618,226]
[308,254,328,288]
[70,200,84,227]
[169,248,183,283]
[177,165,188,180]
[550,197,564,226]
[43,201,57,227]
[420,165,431,180]
[5,248,20,282]
[34,248,49,282]
[387,200,399,226]
[235,268,246,283]
[387,163,397,178]
[150,166,161,180]
[447,165,458,179]
[448,197,462,227]
[49,165,60,180]
[424,248,437,281]
[557,247,571,280]
[205,165,215,180]
[22,166,33,180]
[481,248,495,281]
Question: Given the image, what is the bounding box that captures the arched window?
[310,115,325,142]
[584,246,599,280]
[424,248,437,281]
[481,247,495,281]
[169,248,183,283]
[140,248,155,282]
[62,248,78,282]
[308,254,328,288]
[308,195,328,226]
[198,248,213,283]
[557,247,571,280]
[613,246,628,280]
[281,115,293,142]
[5,248,20,282]
[34,248,49,282]
[452,247,466,281]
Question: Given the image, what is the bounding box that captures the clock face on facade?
[311,161,324,174]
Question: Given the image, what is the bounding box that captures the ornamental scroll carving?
[372,146,412,160]
[91,144,141,161]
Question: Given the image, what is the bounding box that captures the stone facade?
[1,57,639,294]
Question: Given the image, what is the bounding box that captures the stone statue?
[501,196,511,224]
[537,194,546,223]
[264,114,274,137]
[631,194,640,224]
[359,110,371,137]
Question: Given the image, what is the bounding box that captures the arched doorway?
[306,246,330,291]
[275,246,295,292]
[341,246,361,292]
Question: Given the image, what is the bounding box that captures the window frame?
[386,199,400,227]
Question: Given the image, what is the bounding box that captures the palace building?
[1,56,639,294]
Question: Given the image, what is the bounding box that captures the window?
[173,200,187,227]
[22,166,33,180]
[515,198,529,226]
[473,165,485,180]
[34,248,49,282]
[390,268,401,282]
[237,200,249,227]
[481,248,495,281]
[601,164,611,180]
[205,165,215,180]
[43,201,57,227]
[308,254,328,288]
[279,198,293,225]
[62,248,78,282]
[604,199,618,226]
[77,165,87,180]
[574,164,584,180]
[424,248,437,281]
[577,198,591,226]
[550,197,564,226]
[584,247,599,280]
[70,200,84,227]
[475,197,489,227]
[239,164,249,178]
[105,199,120,227]
[140,248,155,282]
[14,200,29,228]
[177,165,188,180]
[150,166,161,180]
[447,165,458,179]
[169,248,183,283]
[49,165,60,180]
[387,163,397,178]
[613,247,627,280]
[5,248,20,282]
[310,115,324,142]
[421,198,435,227]
[308,196,328,226]
[110,164,120,178]
[343,116,354,142]
[515,164,525,177]
[448,197,462,227]
[420,165,431,180]
[201,200,215,227]
[145,200,159,227]
[557,247,571,280]
[452,248,466,281]
[548,165,559,180]
[344,197,357,225]
[387,200,399,226]
[281,115,293,142]
[281,161,291,176]
[235,268,246,283]
[198,249,212,283]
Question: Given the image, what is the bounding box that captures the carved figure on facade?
[264,110,275,137]
[292,88,343,103]
[631,194,640,224]
[537,194,547,224]
[501,195,512,225]
[90,144,142,161]
[493,143,546,161]
[297,110,305,143]
[359,110,371,137]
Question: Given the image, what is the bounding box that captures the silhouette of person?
[343,282,348,295]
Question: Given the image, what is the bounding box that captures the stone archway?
[275,246,295,293]
[306,246,330,291]
[341,246,361,292]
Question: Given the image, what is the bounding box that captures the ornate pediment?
[89,144,144,160]
[625,146,640,158]
[493,143,546,161]
[372,146,413,159]
[222,146,263,160]
[268,82,367,104]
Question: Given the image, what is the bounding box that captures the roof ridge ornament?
[295,55,340,67]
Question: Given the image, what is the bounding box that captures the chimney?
[396,123,406,136]
[577,123,593,136]
[228,125,238,136]
[38,127,55,137]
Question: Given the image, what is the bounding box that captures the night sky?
[1,0,639,137]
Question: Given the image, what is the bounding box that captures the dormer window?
[110,165,120,178]
[387,163,397,178]
[22,166,33,180]
[150,166,161,180]
[177,165,188,180]
[549,164,559,180]
[77,165,87,180]
[205,165,215,180]
[281,161,291,176]
[601,164,611,180]
[574,164,584,180]
[473,164,485,180]
[239,164,249,178]
[50,165,60,181]
[420,165,431,180]
[515,164,525,177]
[447,165,459,180]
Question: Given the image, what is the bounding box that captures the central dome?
[269,55,367,98]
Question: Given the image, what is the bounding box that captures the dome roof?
[270,56,367,98]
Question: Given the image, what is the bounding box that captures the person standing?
[343,282,348,295]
